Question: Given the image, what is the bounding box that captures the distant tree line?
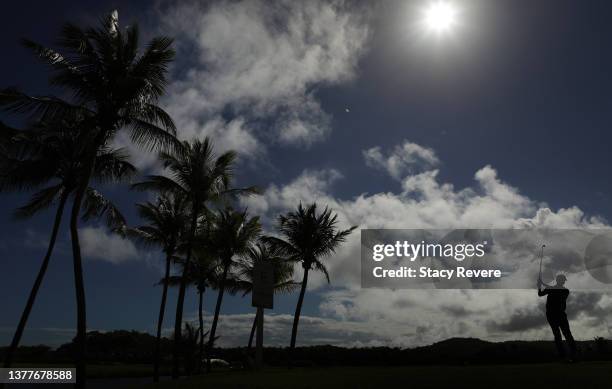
[1,333,611,368]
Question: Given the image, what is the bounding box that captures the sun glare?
[422,1,459,35]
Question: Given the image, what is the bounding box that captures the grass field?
[131,362,612,389]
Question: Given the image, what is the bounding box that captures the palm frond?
[131,174,186,194]
[313,260,331,284]
[124,226,161,249]
[93,147,137,183]
[127,117,179,152]
[261,236,300,260]
[267,202,357,284]
[274,280,302,294]
[0,87,92,122]
[0,157,59,192]
[81,188,126,231]
[13,184,64,219]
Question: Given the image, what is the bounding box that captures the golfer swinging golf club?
[537,245,577,361]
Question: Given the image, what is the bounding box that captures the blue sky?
[2,0,612,348]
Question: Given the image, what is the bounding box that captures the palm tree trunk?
[289,267,309,369]
[153,252,173,382]
[69,182,90,389]
[197,286,205,373]
[171,263,188,379]
[247,311,257,349]
[206,262,229,372]
[172,207,198,379]
[3,192,68,368]
[68,136,104,389]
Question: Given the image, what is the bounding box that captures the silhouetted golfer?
[538,274,577,360]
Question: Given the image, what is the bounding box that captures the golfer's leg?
[547,314,565,358]
[559,314,576,358]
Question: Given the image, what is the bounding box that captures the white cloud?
[241,141,612,347]
[111,116,261,172]
[178,116,261,158]
[182,312,389,348]
[111,1,370,169]
[180,292,612,348]
[244,168,343,216]
[80,227,138,264]
[155,0,370,157]
[364,141,440,180]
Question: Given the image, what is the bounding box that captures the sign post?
[252,261,274,370]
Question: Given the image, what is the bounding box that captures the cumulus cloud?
[244,168,343,217]
[364,141,440,180]
[486,307,544,333]
[178,116,261,158]
[243,157,605,289]
[80,227,138,264]
[111,1,369,170]
[182,312,390,348]
[154,0,370,158]
[240,141,612,347]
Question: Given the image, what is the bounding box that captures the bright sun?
[422,1,459,35]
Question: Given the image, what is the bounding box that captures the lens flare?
[422,1,458,35]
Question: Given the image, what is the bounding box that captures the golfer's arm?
[539,279,552,288]
[537,288,548,296]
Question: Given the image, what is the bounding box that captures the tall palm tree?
[205,207,261,371]
[0,12,177,386]
[164,247,222,373]
[132,138,257,379]
[0,119,134,369]
[264,203,356,367]
[125,193,188,382]
[231,242,299,349]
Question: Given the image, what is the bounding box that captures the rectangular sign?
[361,228,612,289]
[252,261,274,309]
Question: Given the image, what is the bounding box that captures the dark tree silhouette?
[205,208,261,371]
[132,138,257,379]
[0,119,134,369]
[230,242,299,349]
[188,248,221,372]
[164,245,224,373]
[264,203,356,367]
[178,323,200,376]
[126,193,189,381]
[0,11,177,386]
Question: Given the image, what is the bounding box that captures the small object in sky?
[345,108,350,113]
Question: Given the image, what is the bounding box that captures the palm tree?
[178,322,200,376]
[125,193,188,382]
[0,12,176,386]
[164,247,222,373]
[132,138,258,379]
[0,119,134,369]
[205,208,261,371]
[264,203,356,367]
[189,249,221,371]
[231,242,299,349]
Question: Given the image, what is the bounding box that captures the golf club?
[538,244,546,285]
